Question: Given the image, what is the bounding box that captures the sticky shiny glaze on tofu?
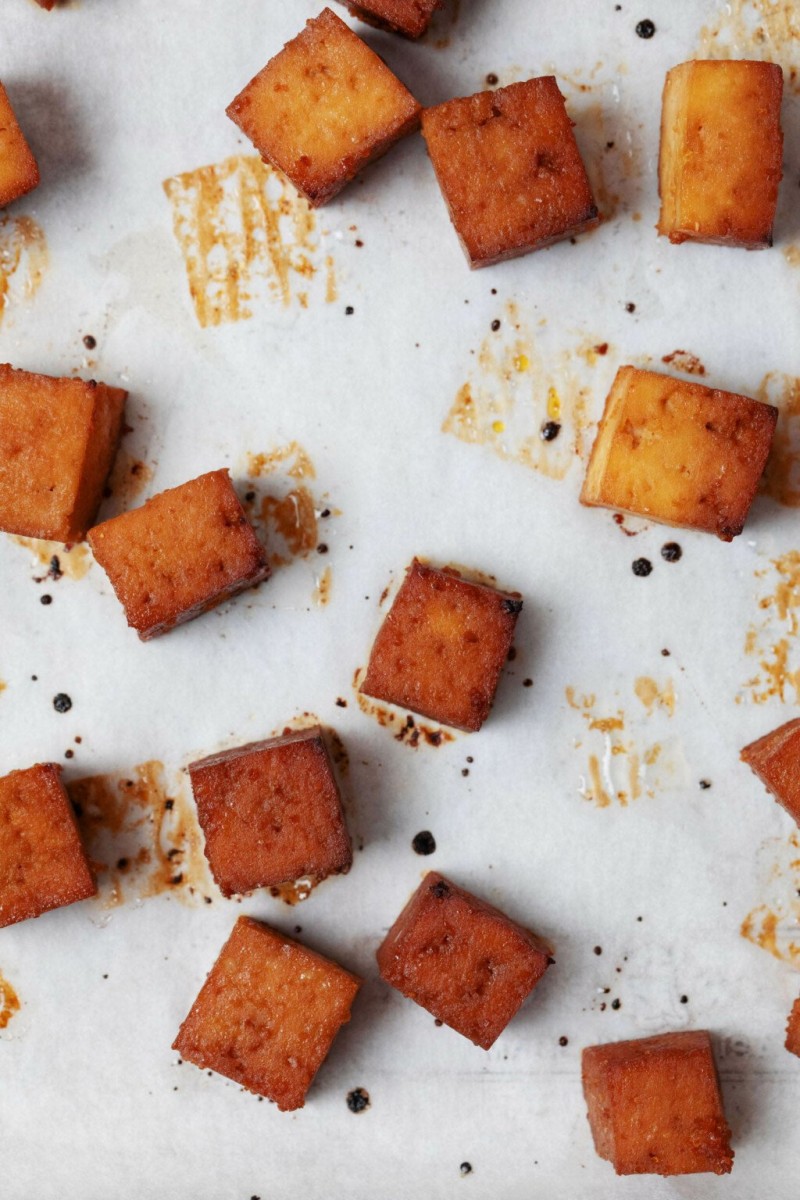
[0,82,39,207]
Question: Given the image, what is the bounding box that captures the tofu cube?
[582,1031,733,1176]
[88,469,270,640]
[421,77,599,268]
[580,366,776,541]
[786,998,800,1058]
[173,915,361,1110]
[0,365,126,543]
[376,871,553,1048]
[226,7,421,206]
[741,718,800,826]
[659,60,783,249]
[0,763,96,928]
[0,83,39,208]
[342,0,441,38]
[188,726,352,898]
[361,559,521,732]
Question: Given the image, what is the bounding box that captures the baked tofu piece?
[0,763,95,928]
[343,0,441,38]
[658,60,783,249]
[173,915,360,1110]
[582,1031,733,1176]
[361,559,521,732]
[88,469,269,640]
[226,7,421,206]
[786,998,800,1058]
[580,366,776,541]
[0,83,39,208]
[377,871,553,1048]
[0,365,126,543]
[188,726,352,898]
[421,77,599,268]
[741,719,800,826]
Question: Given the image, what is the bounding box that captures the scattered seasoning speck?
[661,648,670,656]
[636,915,643,922]
[635,18,655,37]
[53,693,72,713]
[335,697,347,707]
[49,556,62,579]
[244,490,255,503]
[83,334,96,349]
[317,543,328,554]
[486,72,498,85]
[523,678,533,688]
[466,756,473,764]
[412,830,437,856]
[680,994,689,1004]
[460,1162,473,1176]
[661,542,682,562]
[40,594,52,605]
[462,768,469,777]
[345,306,354,316]
[541,421,561,442]
[491,319,501,332]
[355,239,363,247]
[594,945,603,955]
[611,998,622,1010]
[559,1036,569,1046]
[346,1087,370,1113]
[320,508,331,518]
[699,779,711,790]
[625,302,636,313]
[64,749,74,759]
[632,557,652,577]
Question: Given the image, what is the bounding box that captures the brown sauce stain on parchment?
[741,832,800,966]
[0,215,47,325]
[741,552,800,704]
[0,971,20,1030]
[661,350,706,377]
[106,450,154,505]
[566,681,679,807]
[10,538,91,581]
[758,373,800,508]
[698,1,800,92]
[556,74,642,219]
[313,565,332,607]
[68,762,211,908]
[163,155,338,326]
[783,245,800,268]
[353,666,455,749]
[442,303,594,480]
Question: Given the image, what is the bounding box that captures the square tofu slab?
[342,0,441,38]
[0,763,95,929]
[173,916,361,1110]
[580,366,776,541]
[421,77,599,267]
[582,1031,733,1176]
[377,871,553,1048]
[226,7,421,206]
[188,726,352,898]
[361,559,521,732]
[658,60,783,249]
[741,718,800,826]
[88,469,270,640]
[0,365,126,543]
[786,998,800,1058]
[0,83,39,207]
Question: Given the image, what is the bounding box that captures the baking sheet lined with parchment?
[1,1,800,1196]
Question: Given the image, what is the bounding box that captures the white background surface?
[2,0,800,1195]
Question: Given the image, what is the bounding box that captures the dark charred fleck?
[523,678,533,687]
[661,648,670,656]
[53,693,72,713]
[594,945,602,955]
[425,729,442,747]
[540,421,561,442]
[165,798,175,810]
[355,239,363,247]
[117,857,129,870]
[635,18,656,37]
[632,557,652,577]
[317,543,329,554]
[83,334,97,350]
[466,756,474,763]
[434,1018,443,1026]
[486,72,498,85]
[40,594,53,605]
[345,306,354,316]
[507,646,517,661]
[462,768,469,776]
[595,342,609,355]
[546,955,556,966]
[49,556,62,579]
[661,542,682,562]
[431,880,450,899]
[611,998,621,1010]
[412,830,437,856]
[320,508,331,518]
[64,749,74,759]
[501,597,523,614]
[460,1162,473,1176]
[346,1087,370,1113]
[244,490,255,503]
[625,302,636,313]
[680,994,688,1004]
[606,141,615,150]
[171,873,183,885]
[699,779,711,790]
[559,1036,569,1046]
[335,697,347,707]
[491,319,501,332]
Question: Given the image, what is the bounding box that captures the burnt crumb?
[635,17,656,37]
[164,798,175,810]
[540,420,561,442]
[491,319,501,332]
[434,1018,443,1026]
[460,1162,473,1176]
[699,779,711,790]
[661,542,682,562]
[48,555,62,580]
[523,678,533,688]
[31,675,38,681]
[53,692,72,713]
[64,749,74,759]
[40,594,53,605]
[412,830,437,856]
[204,896,212,904]
[636,915,643,922]
[346,1087,370,1113]
[431,880,450,899]
[355,239,363,247]
[102,973,108,980]
[317,543,329,554]
[559,1036,569,1046]
[625,302,636,313]
[344,306,354,316]
[611,998,621,1010]
[661,648,670,656]
[466,756,473,763]
[425,730,443,747]
[546,955,556,966]
[335,697,347,707]
[462,768,469,776]
[117,857,129,870]
[171,873,183,885]
[595,342,609,356]
[244,490,255,503]
[680,994,689,1004]
[501,597,523,614]
[594,945,603,955]
[631,557,652,577]
[486,72,499,85]
[320,508,331,518]
[83,334,97,350]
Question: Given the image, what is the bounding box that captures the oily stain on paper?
[443,303,597,481]
[758,373,800,509]
[10,538,91,581]
[163,155,338,326]
[566,678,678,807]
[741,552,800,705]
[352,666,455,749]
[0,215,47,325]
[68,762,211,908]
[741,832,800,967]
[0,971,20,1030]
[698,1,800,91]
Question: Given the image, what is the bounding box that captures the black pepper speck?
[632,557,652,577]
[83,334,96,350]
[559,1036,568,1046]
[680,994,688,1004]
[412,830,436,856]
[625,302,636,313]
[460,1162,473,1176]
[491,319,501,332]
[40,594,52,605]
[699,779,711,790]
[611,998,621,1010]
[594,945,602,955]
[635,18,655,37]
[541,421,561,442]
[346,1087,370,1113]
[53,693,72,713]
[345,306,354,316]
[661,542,682,562]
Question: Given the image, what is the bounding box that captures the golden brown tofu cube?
[173,915,361,1110]
[658,60,783,249]
[343,0,441,38]
[421,77,599,268]
[741,718,800,827]
[0,364,126,543]
[188,726,352,899]
[580,366,776,541]
[361,559,521,732]
[582,1031,733,1176]
[88,469,269,640]
[786,998,800,1058]
[0,763,95,928]
[226,7,421,206]
[377,871,553,1048]
[0,83,39,208]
